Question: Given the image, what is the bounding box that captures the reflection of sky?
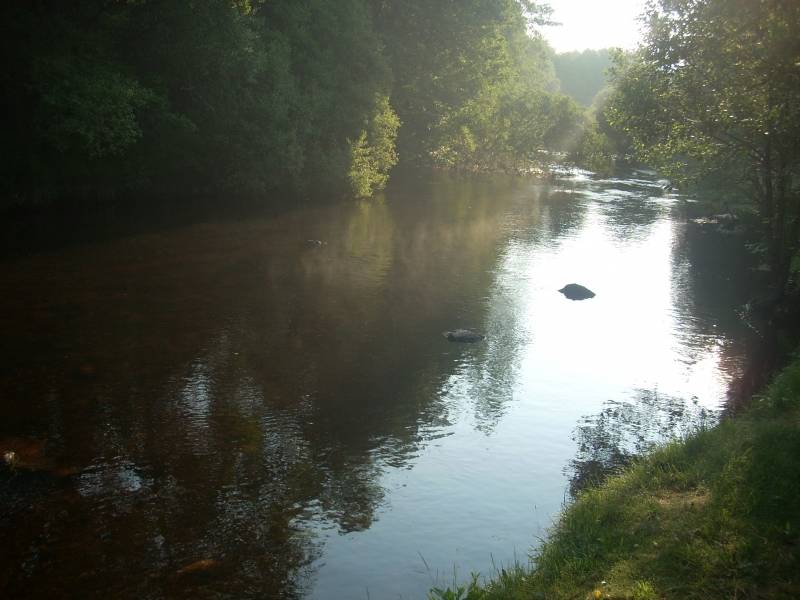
[515,207,720,408]
[310,172,733,599]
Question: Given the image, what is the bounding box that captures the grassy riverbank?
[432,356,800,599]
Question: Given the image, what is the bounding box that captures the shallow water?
[0,170,761,598]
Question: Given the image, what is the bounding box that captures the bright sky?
[540,0,646,53]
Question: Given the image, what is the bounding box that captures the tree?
[606,0,800,293]
[553,48,614,107]
[0,0,398,204]
[371,0,577,172]
[348,94,400,197]
[0,0,586,208]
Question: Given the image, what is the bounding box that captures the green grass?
[431,356,800,599]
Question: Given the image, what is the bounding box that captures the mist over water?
[0,170,760,598]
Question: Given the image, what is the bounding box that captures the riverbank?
[433,354,800,599]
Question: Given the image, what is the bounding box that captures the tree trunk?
[760,136,788,294]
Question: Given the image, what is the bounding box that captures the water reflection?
[0,170,760,598]
[566,389,716,498]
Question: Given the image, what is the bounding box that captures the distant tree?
[553,48,614,106]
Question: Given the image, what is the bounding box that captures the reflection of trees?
[598,196,663,239]
[448,251,532,433]
[1,169,770,596]
[589,178,666,242]
[539,190,585,241]
[671,220,759,337]
[0,172,568,597]
[669,216,768,408]
[567,388,716,498]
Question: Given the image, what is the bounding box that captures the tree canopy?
[0,0,586,208]
[605,0,800,292]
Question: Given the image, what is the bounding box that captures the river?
[0,169,763,598]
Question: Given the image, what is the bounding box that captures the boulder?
[558,283,595,301]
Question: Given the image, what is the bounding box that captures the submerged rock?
[177,558,219,576]
[443,329,485,343]
[558,283,596,301]
[1,437,77,478]
[3,450,17,468]
[0,437,49,471]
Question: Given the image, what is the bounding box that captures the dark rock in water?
[3,450,17,469]
[443,329,485,343]
[1,437,49,471]
[177,558,219,577]
[745,288,783,314]
[558,283,595,300]
[1,437,77,478]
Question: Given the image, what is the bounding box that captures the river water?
[0,169,762,598]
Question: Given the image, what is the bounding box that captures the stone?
[558,283,595,301]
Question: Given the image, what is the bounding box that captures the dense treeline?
[552,48,613,107]
[551,48,625,175]
[603,0,800,295]
[375,1,582,171]
[1,0,396,205]
[0,0,586,209]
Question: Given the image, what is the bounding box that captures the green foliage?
[1,0,394,203]
[553,48,614,107]
[572,123,616,175]
[605,0,800,288]
[35,58,156,159]
[429,566,532,600]
[257,0,392,196]
[429,573,485,600]
[372,0,580,173]
[348,95,400,197]
[0,0,594,206]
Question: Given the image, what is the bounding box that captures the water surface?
[0,170,760,598]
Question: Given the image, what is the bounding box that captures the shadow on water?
[563,171,780,499]
[669,201,795,412]
[566,389,717,498]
